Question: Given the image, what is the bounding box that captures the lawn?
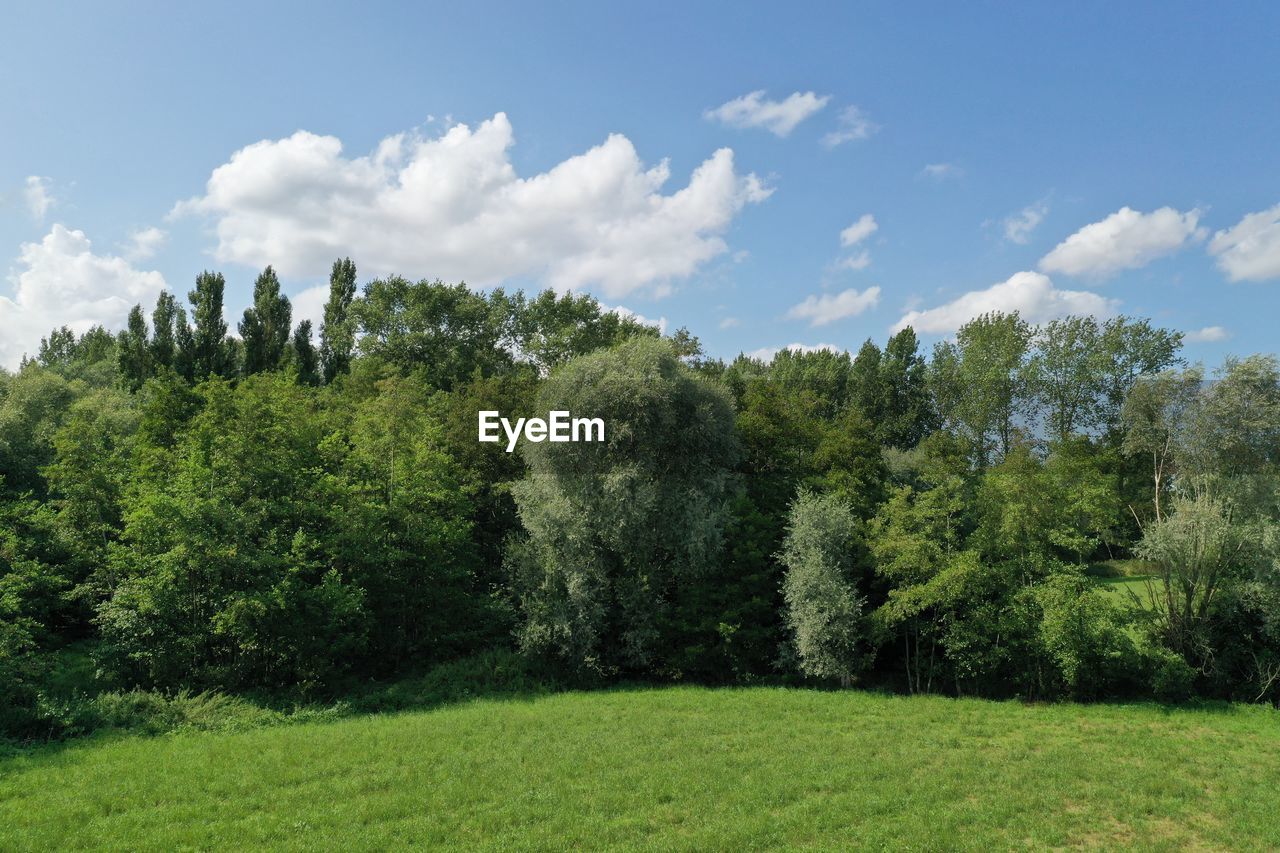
[3,687,1279,850]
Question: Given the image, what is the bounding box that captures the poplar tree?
[116,305,151,391]
[150,291,179,370]
[291,321,320,386]
[320,258,358,383]
[239,266,292,375]
[188,271,233,381]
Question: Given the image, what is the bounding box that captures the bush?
[1036,573,1141,700]
[1146,646,1197,703]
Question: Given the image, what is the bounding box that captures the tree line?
[4,260,1280,738]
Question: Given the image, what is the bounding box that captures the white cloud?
[840,213,878,247]
[24,176,54,221]
[786,286,881,327]
[1,224,167,368]
[820,106,879,148]
[704,90,830,137]
[289,283,329,338]
[920,163,961,180]
[175,113,770,300]
[745,342,843,362]
[837,250,871,271]
[718,316,739,329]
[892,271,1118,334]
[1039,206,1204,278]
[1208,204,1280,281]
[1003,201,1049,244]
[124,226,167,260]
[1185,325,1229,343]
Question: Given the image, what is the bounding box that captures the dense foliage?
[5,257,1280,740]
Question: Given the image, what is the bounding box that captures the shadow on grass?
[5,650,1269,765]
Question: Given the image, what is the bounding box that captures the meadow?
[3,686,1279,850]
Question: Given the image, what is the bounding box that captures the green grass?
[1097,573,1161,606]
[4,687,1280,850]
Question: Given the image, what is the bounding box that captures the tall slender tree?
[239,266,292,375]
[188,271,233,381]
[880,327,935,448]
[320,258,358,383]
[291,320,320,386]
[116,305,151,391]
[150,291,179,370]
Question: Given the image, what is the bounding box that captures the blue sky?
[3,1,1279,368]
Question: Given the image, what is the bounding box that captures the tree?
[507,337,739,673]
[879,327,935,448]
[508,289,659,375]
[1028,316,1107,441]
[780,490,869,685]
[239,266,292,375]
[150,291,181,371]
[188,271,233,381]
[848,339,884,423]
[98,376,368,690]
[770,348,851,418]
[1097,317,1183,437]
[353,277,513,389]
[117,305,152,391]
[320,258,358,383]
[1136,494,1272,670]
[43,387,138,607]
[290,321,320,386]
[1121,368,1202,524]
[929,312,1034,465]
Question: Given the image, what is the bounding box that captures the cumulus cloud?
[840,213,878,247]
[1003,200,1049,244]
[24,176,54,221]
[1039,206,1204,278]
[1,224,167,368]
[892,271,1118,334]
[124,226,167,260]
[820,106,879,148]
[1208,203,1280,281]
[718,316,739,329]
[786,286,881,327]
[1185,325,1230,343]
[745,342,843,362]
[920,163,961,181]
[175,113,770,299]
[704,90,830,137]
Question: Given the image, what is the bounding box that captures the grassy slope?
[3,688,1279,850]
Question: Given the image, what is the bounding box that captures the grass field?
[3,687,1280,850]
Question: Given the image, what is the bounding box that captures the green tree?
[930,312,1033,465]
[116,305,152,392]
[290,321,320,386]
[780,490,869,685]
[848,339,884,423]
[1121,368,1202,524]
[320,258,358,384]
[188,271,234,381]
[509,289,659,374]
[239,266,292,375]
[507,338,739,674]
[353,277,513,389]
[770,348,851,418]
[1028,316,1107,441]
[150,291,180,371]
[880,327,935,448]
